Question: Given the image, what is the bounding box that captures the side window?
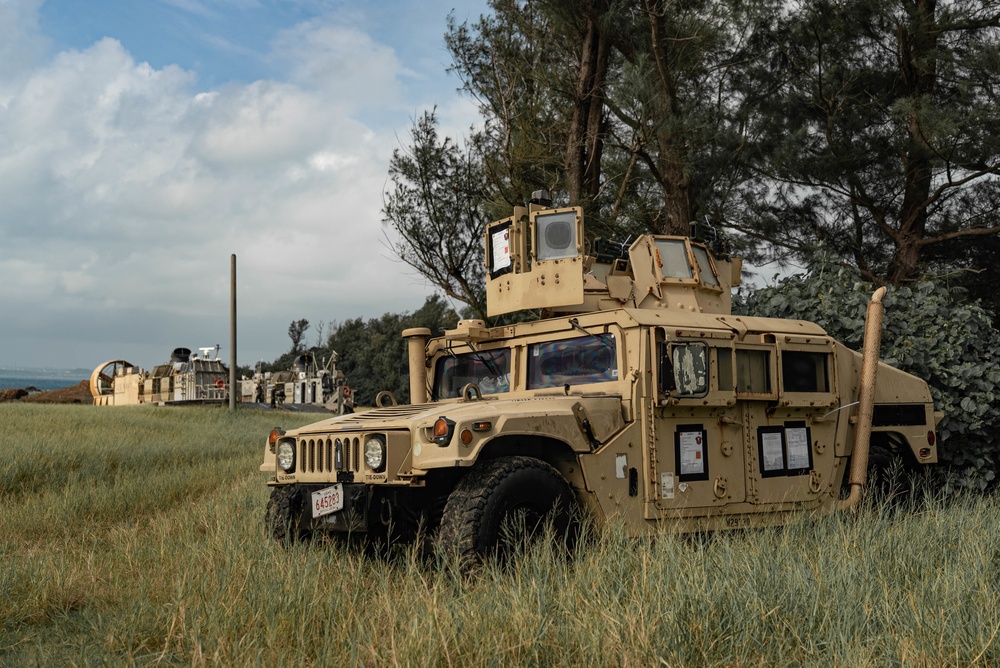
[714,347,734,392]
[660,342,708,396]
[653,239,693,279]
[781,351,830,393]
[691,245,720,287]
[736,348,772,394]
[433,349,511,400]
[528,334,617,389]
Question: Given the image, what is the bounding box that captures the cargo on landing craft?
[240,351,354,415]
[91,346,228,406]
[260,191,941,562]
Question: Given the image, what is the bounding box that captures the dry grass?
[2,403,999,666]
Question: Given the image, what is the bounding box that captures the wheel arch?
[870,430,921,469]
[472,434,585,490]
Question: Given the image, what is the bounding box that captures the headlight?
[277,441,295,472]
[364,435,386,472]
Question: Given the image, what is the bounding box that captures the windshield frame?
[431,346,512,400]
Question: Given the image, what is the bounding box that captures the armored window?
[653,239,693,279]
[781,351,830,393]
[534,210,579,261]
[488,220,513,279]
[660,342,708,396]
[432,348,511,400]
[691,245,719,287]
[528,334,617,389]
[714,347,734,392]
[736,349,772,394]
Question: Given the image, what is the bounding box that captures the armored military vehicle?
[241,352,354,414]
[261,195,940,560]
[92,346,229,406]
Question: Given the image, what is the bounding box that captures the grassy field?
[2,403,999,666]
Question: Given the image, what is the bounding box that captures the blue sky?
[0,0,489,370]
[37,1,479,107]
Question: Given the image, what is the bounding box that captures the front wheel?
[266,485,311,546]
[437,456,577,566]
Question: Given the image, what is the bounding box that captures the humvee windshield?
[528,334,617,389]
[433,349,511,399]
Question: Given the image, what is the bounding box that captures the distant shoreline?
[0,372,87,393]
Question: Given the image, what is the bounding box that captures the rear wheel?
[437,456,577,566]
[266,485,311,546]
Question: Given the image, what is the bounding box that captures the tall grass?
[2,403,998,666]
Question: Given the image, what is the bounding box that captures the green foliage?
[326,295,460,405]
[738,0,1000,285]
[259,349,299,374]
[426,0,1000,291]
[4,404,1000,664]
[258,296,459,404]
[739,265,1000,491]
[443,0,779,239]
[287,318,309,354]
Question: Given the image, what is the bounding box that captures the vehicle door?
[650,328,744,517]
[736,335,840,507]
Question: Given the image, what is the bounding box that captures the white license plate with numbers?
[311,484,344,518]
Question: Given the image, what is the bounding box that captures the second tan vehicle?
[261,194,941,560]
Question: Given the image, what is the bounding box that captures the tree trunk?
[644,0,692,235]
[565,12,610,215]
[657,152,692,235]
[889,0,937,284]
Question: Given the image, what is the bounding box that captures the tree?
[287,319,309,354]
[383,110,491,320]
[394,0,1000,310]
[564,1,612,212]
[738,0,1000,287]
[326,295,460,405]
[443,0,780,240]
[445,1,577,213]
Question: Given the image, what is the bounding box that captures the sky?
[0,0,489,371]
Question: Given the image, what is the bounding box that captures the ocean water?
[0,369,90,392]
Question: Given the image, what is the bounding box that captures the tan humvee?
[261,197,941,559]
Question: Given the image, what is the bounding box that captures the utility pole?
[230,254,237,411]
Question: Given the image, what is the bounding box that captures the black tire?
[868,435,916,500]
[437,456,577,566]
[266,485,311,546]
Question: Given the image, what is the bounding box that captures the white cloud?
[0,0,47,99]
[0,3,458,369]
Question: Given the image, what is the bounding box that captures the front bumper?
[279,481,441,535]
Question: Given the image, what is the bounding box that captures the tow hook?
[379,497,393,526]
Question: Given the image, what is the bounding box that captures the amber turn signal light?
[434,417,455,446]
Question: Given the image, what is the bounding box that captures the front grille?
[298,436,362,474]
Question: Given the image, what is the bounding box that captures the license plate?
[311,484,344,518]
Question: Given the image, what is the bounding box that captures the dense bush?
[738,265,1000,492]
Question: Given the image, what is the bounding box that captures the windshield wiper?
[568,318,614,349]
[471,349,502,377]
